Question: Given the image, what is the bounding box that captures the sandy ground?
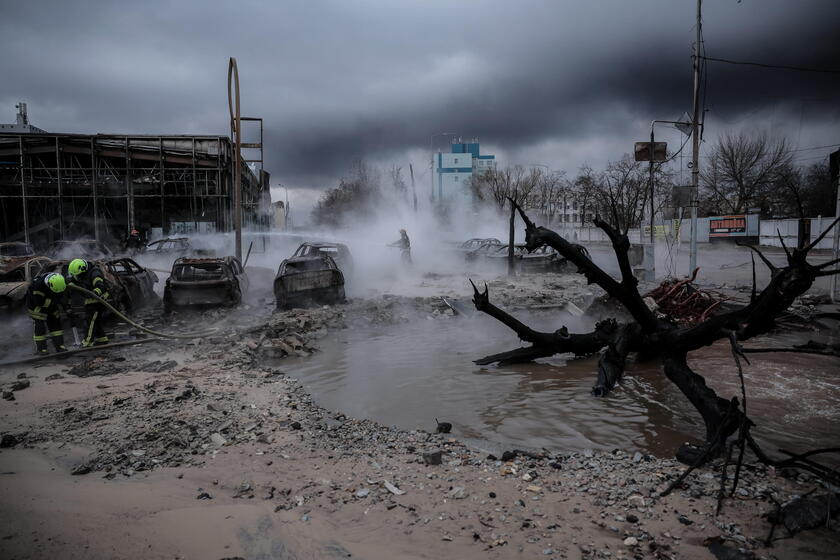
[1,272,839,560]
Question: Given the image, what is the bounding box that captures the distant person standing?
[125,229,144,254]
[389,229,412,265]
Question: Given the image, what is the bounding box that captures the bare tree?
[529,170,568,224]
[470,165,539,211]
[471,202,840,485]
[701,132,792,215]
[768,161,835,219]
[390,165,408,202]
[311,160,381,227]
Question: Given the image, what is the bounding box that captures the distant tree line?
[699,132,834,218]
[311,161,417,227]
[310,131,835,228]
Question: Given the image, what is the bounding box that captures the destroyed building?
[0,127,271,247]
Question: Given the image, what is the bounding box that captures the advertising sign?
[709,215,746,237]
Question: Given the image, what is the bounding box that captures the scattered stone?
[0,434,19,448]
[677,514,693,525]
[10,380,30,392]
[448,486,468,499]
[626,513,639,523]
[210,433,228,447]
[384,481,406,496]
[628,495,645,508]
[632,451,643,463]
[71,464,91,476]
[767,492,840,534]
[45,373,64,381]
[1,391,13,401]
[196,491,213,500]
[290,421,302,430]
[355,488,370,498]
[422,449,443,466]
[623,536,638,546]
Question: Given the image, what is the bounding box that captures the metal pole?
[19,137,29,244]
[831,165,840,302]
[689,0,702,275]
[56,137,64,240]
[92,138,99,242]
[649,125,655,245]
[228,57,242,261]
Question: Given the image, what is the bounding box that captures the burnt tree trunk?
[472,201,840,458]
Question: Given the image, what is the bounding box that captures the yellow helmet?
[68,258,88,278]
[46,273,67,294]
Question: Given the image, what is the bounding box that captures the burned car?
[0,241,36,259]
[274,255,345,310]
[164,256,248,310]
[145,237,214,257]
[0,256,54,311]
[103,258,159,310]
[474,243,590,272]
[292,242,353,273]
[48,239,113,260]
[146,237,189,254]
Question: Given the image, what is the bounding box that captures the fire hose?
[67,284,218,339]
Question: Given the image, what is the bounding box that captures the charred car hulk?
[26,272,68,354]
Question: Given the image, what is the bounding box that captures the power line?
[788,143,840,153]
[701,55,840,75]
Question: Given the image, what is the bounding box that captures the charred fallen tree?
[472,201,840,479]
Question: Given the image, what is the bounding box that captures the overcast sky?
[2,0,838,217]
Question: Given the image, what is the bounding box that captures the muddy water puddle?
[287,312,840,458]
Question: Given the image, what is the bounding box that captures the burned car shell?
[0,242,36,259]
[0,256,54,311]
[145,237,214,257]
[476,243,590,272]
[164,256,248,309]
[274,255,345,310]
[103,258,159,310]
[292,242,353,273]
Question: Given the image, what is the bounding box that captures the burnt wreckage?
[164,256,248,310]
[472,200,840,487]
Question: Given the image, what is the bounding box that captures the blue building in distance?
[433,139,495,203]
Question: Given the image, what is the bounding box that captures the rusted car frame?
[164,256,248,310]
[274,255,345,310]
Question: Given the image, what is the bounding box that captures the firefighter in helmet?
[68,258,111,347]
[26,271,68,354]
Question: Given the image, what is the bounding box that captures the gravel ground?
[1,272,838,559]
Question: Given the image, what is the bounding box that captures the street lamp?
[430,132,457,202]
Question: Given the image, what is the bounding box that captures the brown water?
[287,312,840,458]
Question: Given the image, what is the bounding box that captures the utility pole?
[831,150,840,302]
[228,57,243,261]
[689,0,702,275]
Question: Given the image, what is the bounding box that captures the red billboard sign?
[709,215,746,237]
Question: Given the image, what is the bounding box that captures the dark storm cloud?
[2,0,838,190]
